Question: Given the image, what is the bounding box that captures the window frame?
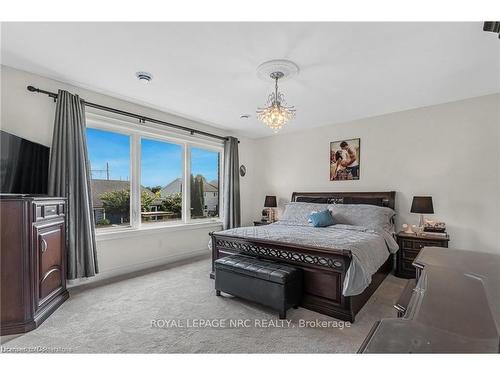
[188,144,224,221]
[86,113,224,234]
[139,134,185,227]
[86,125,133,231]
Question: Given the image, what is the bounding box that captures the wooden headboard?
[291,191,396,210]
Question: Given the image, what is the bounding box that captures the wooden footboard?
[210,232,392,322]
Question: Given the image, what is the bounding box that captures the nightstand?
[395,231,449,279]
[253,221,271,226]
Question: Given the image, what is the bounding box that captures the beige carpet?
[1,255,405,353]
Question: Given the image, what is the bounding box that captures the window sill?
[95,221,223,241]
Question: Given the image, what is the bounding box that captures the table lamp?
[264,195,277,222]
[410,196,434,228]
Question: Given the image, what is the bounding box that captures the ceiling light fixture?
[256,71,296,133]
[135,71,153,84]
[256,60,298,133]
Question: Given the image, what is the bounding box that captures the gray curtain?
[223,137,241,229]
[49,90,98,279]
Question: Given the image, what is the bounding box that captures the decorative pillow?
[327,204,395,232]
[280,202,330,226]
[309,210,336,227]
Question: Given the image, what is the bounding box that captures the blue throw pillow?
[308,210,335,227]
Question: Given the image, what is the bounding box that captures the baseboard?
[67,248,210,288]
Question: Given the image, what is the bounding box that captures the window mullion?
[183,144,191,224]
[131,133,141,229]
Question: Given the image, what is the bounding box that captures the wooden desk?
[359,247,500,353]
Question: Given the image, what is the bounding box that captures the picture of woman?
[330,138,360,181]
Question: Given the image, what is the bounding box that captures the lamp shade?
[410,196,434,214]
[264,195,277,208]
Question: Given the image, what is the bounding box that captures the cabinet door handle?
[41,239,48,253]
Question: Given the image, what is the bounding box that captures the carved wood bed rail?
[210,191,396,322]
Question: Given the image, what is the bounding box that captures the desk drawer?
[394,279,416,317]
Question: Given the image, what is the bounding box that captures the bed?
[210,191,397,322]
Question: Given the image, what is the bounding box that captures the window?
[86,119,223,233]
[190,147,220,219]
[86,128,131,229]
[141,138,182,224]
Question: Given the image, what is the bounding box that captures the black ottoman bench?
[214,255,302,319]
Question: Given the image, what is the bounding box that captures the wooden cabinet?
[0,195,69,335]
[395,232,449,279]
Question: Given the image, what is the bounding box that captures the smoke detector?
[136,71,153,84]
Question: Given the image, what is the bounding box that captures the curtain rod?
[27,85,234,143]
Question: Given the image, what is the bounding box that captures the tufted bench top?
[214,255,301,284]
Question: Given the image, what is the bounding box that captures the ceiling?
[2,22,499,138]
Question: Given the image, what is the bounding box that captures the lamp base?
[267,207,276,222]
[418,214,425,228]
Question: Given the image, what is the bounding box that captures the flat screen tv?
[0,130,50,194]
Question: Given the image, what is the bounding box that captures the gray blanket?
[213,222,399,296]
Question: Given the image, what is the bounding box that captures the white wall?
[3,63,499,277]
[0,65,257,280]
[252,94,500,254]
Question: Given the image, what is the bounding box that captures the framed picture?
[330,138,360,181]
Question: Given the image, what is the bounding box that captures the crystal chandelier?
[256,71,296,133]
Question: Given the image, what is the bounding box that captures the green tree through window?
[190,174,205,218]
